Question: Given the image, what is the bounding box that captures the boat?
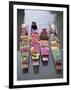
[40,29,49,63]
[20,24,29,71]
[30,32,40,66]
[50,37,62,73]
[20,35,29,70]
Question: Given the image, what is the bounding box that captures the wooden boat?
[50,37,62,73]
[31,32,40,66]
[40,29,49,63]
[20,34,29,71]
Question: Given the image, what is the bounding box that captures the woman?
[40,28,48,40]
[49,24,58,35]
[31,21,38,33]
[21,24,28,35]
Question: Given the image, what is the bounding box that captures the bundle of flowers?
[20,48,29,53]
[30,46,40,54]
[21,54,28,64]
[50,41,60,48]
[51,47,61,61]
[20,45,29,53]
[31,47,40,65]
[31,32,39,44]
[40,47,49,56]
[31,37,39,44]
[32,53,40,60]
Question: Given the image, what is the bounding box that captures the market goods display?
[30,32,40,66]
[40,29,49,62]
[50,33,62,72]
[19,24,62,74]
[20,24,29,70]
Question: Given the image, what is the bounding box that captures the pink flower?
[41,47,49,55]
[20,48,29,53]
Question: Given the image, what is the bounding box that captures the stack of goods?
[20,24,29,70]
[30,32,40,66]
[50,34,62,72]
[40,29,49,62]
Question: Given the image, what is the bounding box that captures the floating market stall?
[30,32,40,66]
[40,29,49,62]
[20,24,29,71]
[50,34,62,73]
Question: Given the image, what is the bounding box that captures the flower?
[41,47,49,55]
